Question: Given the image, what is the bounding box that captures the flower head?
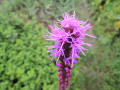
[44,12,96,90]
[45,12,96,68]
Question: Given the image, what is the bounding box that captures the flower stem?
[58,59,72,90]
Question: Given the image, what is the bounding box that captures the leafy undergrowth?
[0,13,58,90]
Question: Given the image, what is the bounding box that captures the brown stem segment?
[58,60,72,90]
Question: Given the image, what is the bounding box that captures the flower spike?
[44,12,96,90]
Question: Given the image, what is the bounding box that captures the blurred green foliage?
[0,12,58,90]
[0,0,77,24]
[0,0,120,90]
[85,0,120,89]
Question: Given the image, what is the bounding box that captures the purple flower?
[44,12,96,90]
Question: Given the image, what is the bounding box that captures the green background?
[0,0,120,90]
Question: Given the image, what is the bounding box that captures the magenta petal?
[56,63,62,67]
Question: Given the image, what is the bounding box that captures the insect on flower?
[44,12,96,90]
